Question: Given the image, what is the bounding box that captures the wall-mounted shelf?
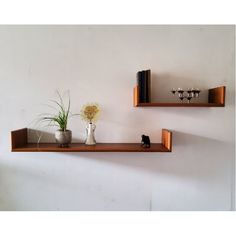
[133,86,226,107]
[11,128,172,152]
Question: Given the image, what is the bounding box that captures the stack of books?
[136,69,151,103]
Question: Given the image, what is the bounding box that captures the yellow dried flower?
[80,103,100,123]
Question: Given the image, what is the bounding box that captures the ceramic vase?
[85,123,96,145]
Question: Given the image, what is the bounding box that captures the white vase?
[85,123,96,145]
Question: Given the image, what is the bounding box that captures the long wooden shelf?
[134,86,226,107]
[11,128,172,152]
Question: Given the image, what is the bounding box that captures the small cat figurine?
[141,135,151,148]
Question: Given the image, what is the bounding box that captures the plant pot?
[55,130,72,147]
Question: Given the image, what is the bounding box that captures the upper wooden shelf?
[133,86,226,107]
[11,128,172,152]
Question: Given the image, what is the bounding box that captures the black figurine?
[141,135,151,148]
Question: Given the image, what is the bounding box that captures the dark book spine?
[137,71,143,103]
[142,70,147,102]
[146,69,151,103]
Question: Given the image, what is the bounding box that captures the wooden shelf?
[11,128,172,152]
[135,102,224,107]
[134,86,226,107]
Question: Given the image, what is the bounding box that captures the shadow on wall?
[27,129,230,182]
[28,129,84,143]
[59,130,230,180]
[1,130,231,210]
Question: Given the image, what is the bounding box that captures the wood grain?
[135,102,225,107]
[208,86,225,105]
[11,128,172,152]
[11,143,170,152]
[133,86,225,107]
[162,129,172,152]
[133,86,139,107]
[11,128,28,150]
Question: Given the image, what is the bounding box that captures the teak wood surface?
[11,128,172,152]
[134,86,225,107]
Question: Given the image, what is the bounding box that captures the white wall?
[0,25,235,210]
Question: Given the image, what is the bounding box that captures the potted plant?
[80,103,100,145]
[39,91,73,147]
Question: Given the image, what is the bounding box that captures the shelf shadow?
[60,130,233,181]
[28,129,84,143]
[25,129,233,183]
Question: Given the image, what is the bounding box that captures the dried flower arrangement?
[80,103,100,123]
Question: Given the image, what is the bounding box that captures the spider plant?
[40,91,71,132]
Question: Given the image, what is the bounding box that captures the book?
[146,69,151,103]
[141,70,147,102]
[136,69,151,103]
[136,71,143,103]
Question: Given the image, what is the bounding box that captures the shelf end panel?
[161,129,172,152]
[208,86,225,106]
[11,128,28,150]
